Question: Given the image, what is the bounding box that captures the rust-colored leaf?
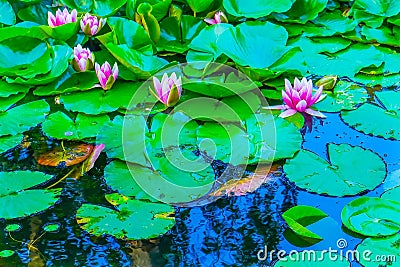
[211,164,280,197]
[37,143,93,167]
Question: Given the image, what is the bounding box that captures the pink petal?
[112,62,118,80]
[284,78,293,95]
[48,12,56,27]
[294,77,301,91]
[291,91,301,106]
[282,91,294,108]
[305,108,326,118]
[310,86,323,105]
[296,99,307,112]
[91,25,99,35]
[78,58,87,71]
[176,76,182,95]
[204,18,217,24]
[153,77,163,97]
[95,62,100,74]
[279,109,298,118]
[70,9,77,22]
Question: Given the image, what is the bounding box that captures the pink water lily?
[48,8,77,27]
[80,13,106,36]
[152,72,182,107]
[72,44,94,72]
[265,77,326,118]
[84,143,105,172]
[95,62,118,90]
[204,11,228,25]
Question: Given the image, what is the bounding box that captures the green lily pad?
[351,0,400,18]
[282,205,328,240]
[0,0,16,25]
[0,100,50,136]
[0,134,23,154]
[105,17,152,50]
[40,22,79,41]
[97,115,148,165]
[186,0,215,13]
[5,224,21,232]
[7,44,72,86]
[341,91,400,140]
[42,112,110,140]
[104,160,154,201]
[246,114,302,163]
[60,82,140,115]
[356,234,400,267]
[17,2,49,25]
[274,0,328,23]
[218,21,290,69]
[274,251,350,266]
[0,93,26,112]
[105,43,168,80]
[157,15,205,53]
[381,185,400,202]
[43,223,60,232]
[0,250,14,258]
[196,122,249,166]
[61,0,127,16]
[341,196,400,237]
[0,171,61,219]
[76,198,175,240]
[284,143,386,197]
[223,0,295,18]
[34,71,98,96]
[0,81,30,97]
[313,81,369,112]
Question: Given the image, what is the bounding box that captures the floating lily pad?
[43,223,60,233]
[341,196,400,237]
[274,0,328,23]
[103,160,154,201]
[0,93,26,112]
[60,82,139,115]
[341,91,400,140]
[356,234,400,267]
[223,0,295,18]
[274,251,350,266]
[36,143,94,167]
[284,143,386,196]
[105,17,151,49]
[157,15,205,53]
[61,0,127,16]
[42,112,110,140]
[313,81,368,112]
[0,81,30,97]
[218,21,290,69]
[5,224,21,232]
[282,205,328,241]
[0,171,61,219]
[196,122,250,166]
[246,114,301,163]
[0,0,16,25]
[0,100,49,136]
[76,198,175,240]
[0,134,23,154]
[0,250,14,258]
[381,185,400,202]
[34,71,98,96]
[97,115,148,165]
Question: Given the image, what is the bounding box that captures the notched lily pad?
[76,198,175,240]
[284,143,386,196]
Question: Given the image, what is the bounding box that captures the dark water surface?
[0,112,399,267]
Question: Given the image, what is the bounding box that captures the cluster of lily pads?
[0,0,399,265]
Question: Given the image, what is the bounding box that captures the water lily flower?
[80,13,106,36]
[95,62,118,90]
[48,8,77,27]
[72,44,95,72]
[265,77,326,118]
[83,143,105,172]
[204,11,228,25]
[152,72,182,107]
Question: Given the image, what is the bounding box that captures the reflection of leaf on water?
[211,164,279,197]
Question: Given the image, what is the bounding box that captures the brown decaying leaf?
[211,164,279,197]
[37,143,93,167]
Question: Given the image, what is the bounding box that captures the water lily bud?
[48,8,77,27]
[72,44,95,72]
[204,11,228,25]
[316,76,338,91]
[95,62,119,90]
[152,72,182,107]
[80,13,106,36]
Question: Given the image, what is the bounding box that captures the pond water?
[1,112,398,267]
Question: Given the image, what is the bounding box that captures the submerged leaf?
[37,143,94,167]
